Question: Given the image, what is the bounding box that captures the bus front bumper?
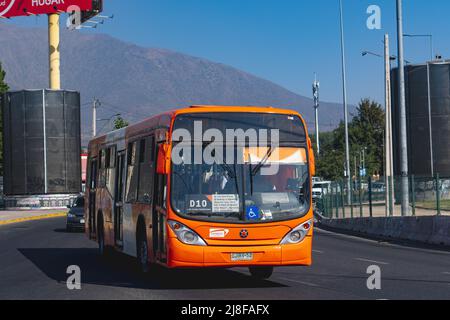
[167,236,312,268]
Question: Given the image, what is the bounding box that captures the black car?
[66,196,85,232]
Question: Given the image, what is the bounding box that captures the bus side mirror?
[310,152,316,177]
[307,138,316,176]
[157,143,171,175]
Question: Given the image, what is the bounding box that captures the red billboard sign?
[0,0,93,18]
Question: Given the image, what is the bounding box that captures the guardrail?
[314,174,450,219]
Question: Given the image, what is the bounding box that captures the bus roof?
[89,105,307,147]
[174,105,302,116]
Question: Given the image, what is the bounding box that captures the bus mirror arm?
[157,143,171,175]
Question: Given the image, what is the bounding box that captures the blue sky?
[5,0,450,105]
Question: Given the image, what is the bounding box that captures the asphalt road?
[0,217,449,300]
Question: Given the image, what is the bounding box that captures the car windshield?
[170,112,310,223]
[73,197,85,208]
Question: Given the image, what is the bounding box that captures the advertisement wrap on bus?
[85,106,315,280]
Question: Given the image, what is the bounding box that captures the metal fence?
[314,174,450,219]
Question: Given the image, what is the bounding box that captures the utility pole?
[92,98,100,137]
[339,0,352,205]
[384,34,395,216]
[313,74,320,155]
[48,13,61,90]
[396,0,410,216]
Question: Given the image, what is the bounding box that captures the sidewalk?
[0,209,68,225]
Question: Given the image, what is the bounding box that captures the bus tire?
[249,266,274,280]
[136,223,149,273]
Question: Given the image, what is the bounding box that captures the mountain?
[0,23,346,144]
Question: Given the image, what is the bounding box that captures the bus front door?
[114,151,126,247]
[153,143,167,263]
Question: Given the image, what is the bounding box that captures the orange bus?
[85,106,315,279]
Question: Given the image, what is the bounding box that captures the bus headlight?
[168,220,207,246]
[280,220,313,245]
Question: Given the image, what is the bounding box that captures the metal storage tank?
[391,60,450,178]
[2,89,81,208]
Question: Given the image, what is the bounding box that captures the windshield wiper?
[200,141,237,179]
[220,161,237,179]
[251,146,274,176]
[224,160,240,209]
[249,146,274,195]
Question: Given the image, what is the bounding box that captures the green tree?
[315,98,385,181]
[113,116,129,130]
[350,98,385,178]
[0,63,9,176]
[0,63,8,94]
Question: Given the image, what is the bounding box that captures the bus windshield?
[170,113,310,224]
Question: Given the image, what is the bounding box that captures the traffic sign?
[360,168,367,177]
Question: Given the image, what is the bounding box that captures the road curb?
[0,213,67,226]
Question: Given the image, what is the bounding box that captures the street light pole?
[404,34,433,61]
[396,0,411,216]
[362,50,411,65]
[339,0,352,205]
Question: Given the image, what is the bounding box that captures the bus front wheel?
[249,266,274,280]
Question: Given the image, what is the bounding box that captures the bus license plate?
[231,253,253,261]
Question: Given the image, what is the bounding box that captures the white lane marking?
[277,277,320,287]
[354,258,389,265]
[313,250,324,254]
[442,272,450,275]
[316,228,450,257]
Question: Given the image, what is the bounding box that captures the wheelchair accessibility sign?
[246,206,260,221]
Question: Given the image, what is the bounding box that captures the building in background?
[392,60,450,178]
[2,90,82,209]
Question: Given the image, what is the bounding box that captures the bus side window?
[106,146,117,197]
[88,156,97,189]
[125,142,138,203]
[137,136,154,204]
[99,149,107,188]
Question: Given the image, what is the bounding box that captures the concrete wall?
[318,216,450,247]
